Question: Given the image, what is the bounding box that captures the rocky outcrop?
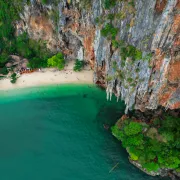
[16,1,58,52]
[113,112,180,180]
[130,159,180,180]
[6,55,29,71]
[15,0,180,113]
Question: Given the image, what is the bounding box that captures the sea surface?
[0,84,168,180]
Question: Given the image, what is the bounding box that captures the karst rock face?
[16,0,180,112]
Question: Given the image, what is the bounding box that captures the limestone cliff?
[15,0,180,113]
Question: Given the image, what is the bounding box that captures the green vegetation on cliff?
[0,1,52,69]
[119,43,142,61]
[101,23,118,40]
[104,0,117,9]
[0,0,22,67]
[16,33,52,68]
[112,115,180,173]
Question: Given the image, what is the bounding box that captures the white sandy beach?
[0,61,94,91]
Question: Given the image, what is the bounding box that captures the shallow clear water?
[0,84,168,180]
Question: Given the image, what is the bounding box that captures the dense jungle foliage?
[0,0,53,70]
[112,115,180,173]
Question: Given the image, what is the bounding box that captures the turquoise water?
[0,85,168,180]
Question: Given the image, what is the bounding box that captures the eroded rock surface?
[15,0,180,112]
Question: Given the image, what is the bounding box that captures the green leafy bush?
[120,44,142,61]
[112,40,119,48]
[15,33,33,58]
[127,77,133,83]
[104,0,116,9]
[146,151,156,161]
[124,122,142,136]
[106,76,114,82]
[73,59,84,72]
[130,152,139,161]
[107,14,115,20]
[41,0,48,4]
[143,162,159,172]
[128,0,135,7]
[128,147,142,161]
[0,53,9,67]
[47,53,65,70]
[175,167,180,172]
[112,61,118,70]
[126,134,143,146]
[135,49,142,60]
[10,73,17,84]
[0,67,8,75]
[111,125,124,140]
[80,0,92,9]
[143,53,152,62]
[101,24,118,39]
[95,17,100,24]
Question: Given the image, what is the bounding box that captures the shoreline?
[0,62,94,91]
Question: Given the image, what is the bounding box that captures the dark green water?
[0,84,167,180]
